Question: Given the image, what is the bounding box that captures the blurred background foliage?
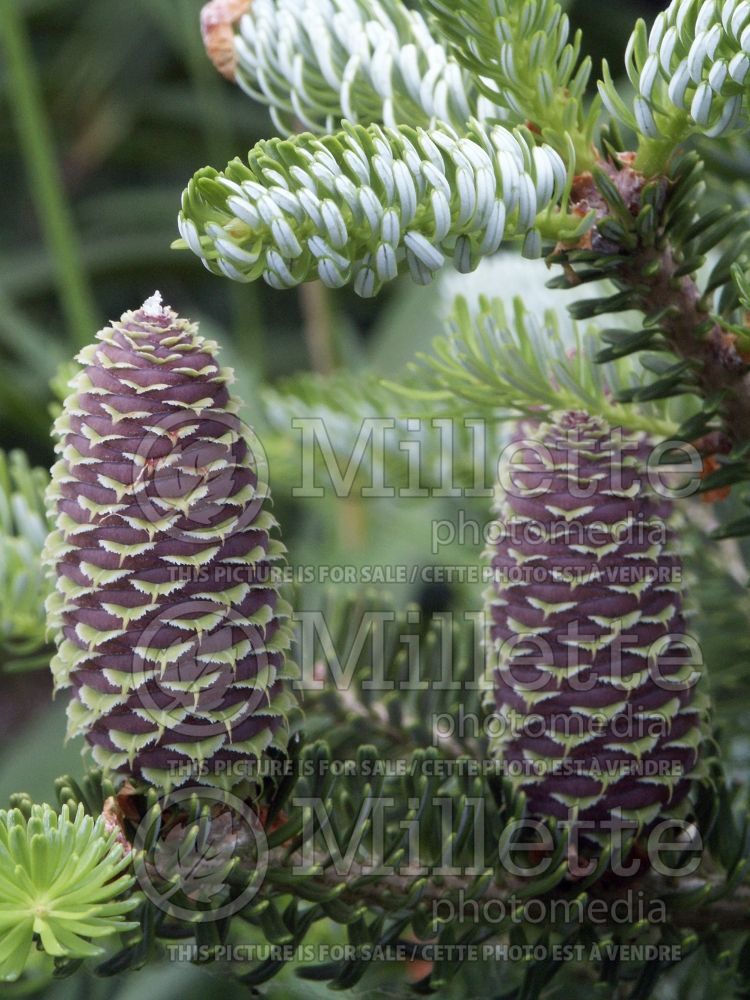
[3,0,750,997]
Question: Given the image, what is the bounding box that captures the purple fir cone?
[44,293,297,791]
[485,410,706,837]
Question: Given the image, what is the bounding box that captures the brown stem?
[626,248,750,444]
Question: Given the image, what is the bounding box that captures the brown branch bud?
[200,0,251,81]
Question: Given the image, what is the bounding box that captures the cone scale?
[44,294,296,791]
[484,410,705,837]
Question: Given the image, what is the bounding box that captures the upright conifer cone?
[44,293,297,791]
[485,410,705,836]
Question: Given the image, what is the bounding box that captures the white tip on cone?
[141,291,167,317]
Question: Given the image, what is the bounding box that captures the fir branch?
[260,859,750,932]
[256,369,508,493]
[552,152,750,481]
[623,246,750,443]
[560,237,750,450]
[599,0,750,174]
[205,0,505,133]
[732,259,750,312]
[50,742,750,993]
[176,120,582,295]
[420,0,599,167]
[296,600,486,761]
[392,296,683,436]
[331,682,477,760]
